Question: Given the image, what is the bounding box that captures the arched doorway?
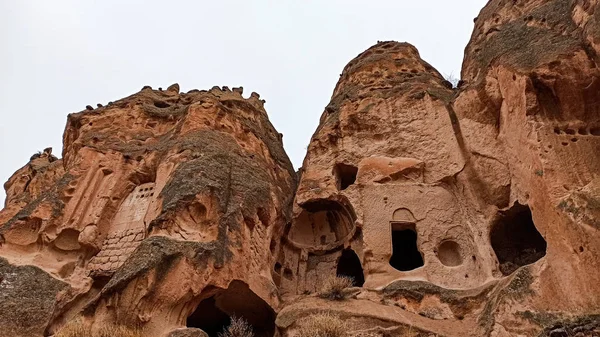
[336,249,365,286]
[389,222,424,271]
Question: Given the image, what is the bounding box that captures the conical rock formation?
[0,86,295,337]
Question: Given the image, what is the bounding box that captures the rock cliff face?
[1,0,600,337]
[278,0,600,335]
[0,85,296,337]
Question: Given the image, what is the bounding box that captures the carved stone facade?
[1,0,600,336]
[88,183,155,276]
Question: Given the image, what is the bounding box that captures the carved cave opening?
[389,222,424,271]
[334,163,358,190]
[531,75,562,118]
[186,281,275,337]
[289,199,355,247]
[336,249,365,286]
[490,204,547,276]
[187,296,229,337]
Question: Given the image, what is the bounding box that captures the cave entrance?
[186,281,276,337]
[336,249,365,286]
[491,204,547,275]
[186,296,230,337]
[389,222,424,271]
[334,163,358,190]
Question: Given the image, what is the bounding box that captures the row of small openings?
[136,192,154,199]
[136,185,155,199]
[138,186,154,192]
[554,126,600,136]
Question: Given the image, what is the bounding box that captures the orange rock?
[275,1,600,335]
[2,1,600,336]
[0,85,295,337]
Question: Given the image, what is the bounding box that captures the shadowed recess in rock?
[186,281,275,337]
[289,199,356,247]
[336,248,365,286]
[389,222,424,271]
[334,163,358,190]
[437,240,463,267]
[491,204,547,276]
[186,296,229,337]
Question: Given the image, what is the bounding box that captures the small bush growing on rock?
[443,72,460,88]
[218,316,254,337]
[55,319,87,337]
[319,276,354,300]
[55,318,142,337]
[297,313,346,337]
[95,325,143,337]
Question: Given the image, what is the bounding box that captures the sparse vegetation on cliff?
[54,319,87,337]
[443,72,460,88]
[319,276,354,300]
[218,316,254,337]
[55,319,142,337]
[297,313,346,337]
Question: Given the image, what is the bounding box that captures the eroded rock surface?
[0,257,67,337]
[275,0,600,336]
[1,1,600,337]
[0,85,295,337]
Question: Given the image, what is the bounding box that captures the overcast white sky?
[0,0,487,205]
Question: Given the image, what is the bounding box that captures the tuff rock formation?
[0,86,296,337]
[1,0,600,337]
[276,0,600,336]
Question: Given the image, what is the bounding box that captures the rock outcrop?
[1,0,600,337]
[0,258,67,337]
[275,0,600,336]
[0,85,296,337]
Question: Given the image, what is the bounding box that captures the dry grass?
[218,316,254,337]
[55,318,142,337]
[55,319,88,337]
[297,313,346,337]
[95,325,142,337]
[319,276,354,300]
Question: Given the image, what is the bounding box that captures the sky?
[0,0,487,206]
